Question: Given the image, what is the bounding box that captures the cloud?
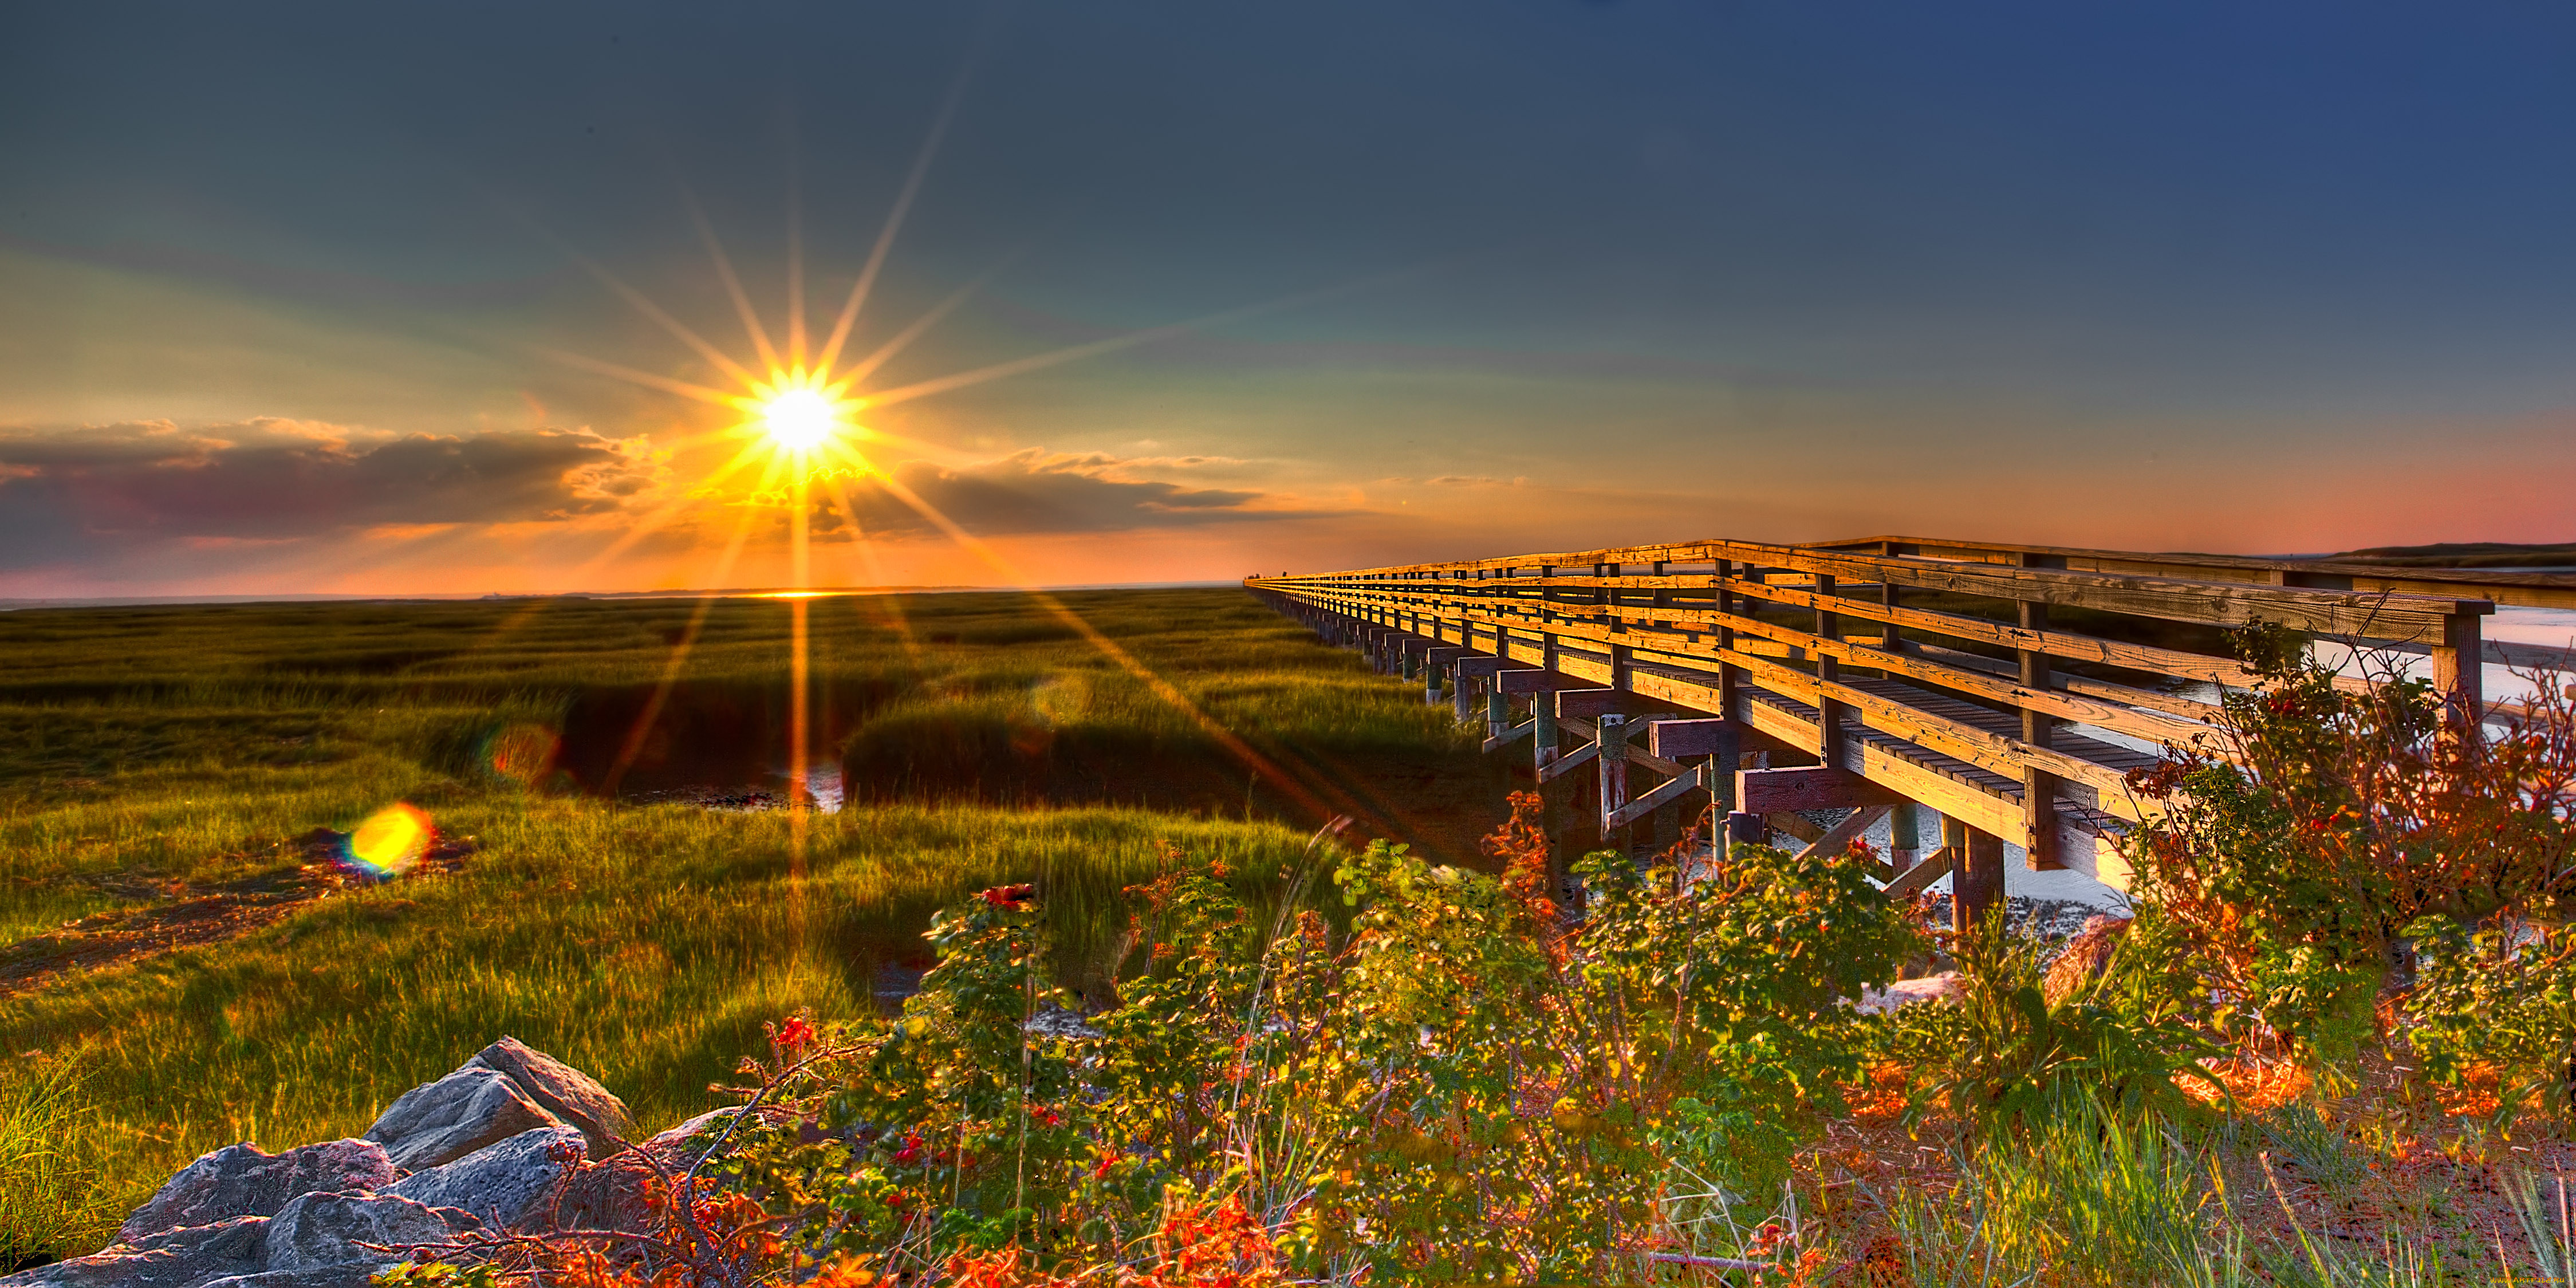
[0,418,661,568]
[822,447,1332,538]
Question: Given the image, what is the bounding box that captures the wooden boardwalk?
[1247,535,2576,925]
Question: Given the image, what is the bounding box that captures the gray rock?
[385,1126,584,1231]
[0,1217,267,1288]
[464,1038,631,1159]
[364,1068,564,1171]
[262,1192,476,1275]
[118,1140,399,1243]
[648,1108,741,1156]
[199,1270,384,1288]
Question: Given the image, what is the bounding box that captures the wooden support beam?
[1725,811,1764,848]
[1597,713,1630,842]
[1554,687,1660,720]
[1496,668,1570,694]
[1737,766,1905,813]
[1452,656,1509,678]
[1606,763,1710,830]
[1949,817,2005,933]
[1644,717,1741,761]
[1770,812,1826,844]
[1794,804,1892,866]
[1538,739,1597,783]
[1882,847,1955,900]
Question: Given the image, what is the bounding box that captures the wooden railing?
[1247,535,2576,923]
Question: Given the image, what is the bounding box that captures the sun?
[761,386,841,451]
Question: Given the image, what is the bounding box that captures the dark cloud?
[822,448,1322,538]
[0,420,659,564]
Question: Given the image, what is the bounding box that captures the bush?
[694,793,1923,1283]
[2121,623,2576,1074]
[1890,912,2215,1126]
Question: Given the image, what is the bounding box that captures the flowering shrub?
[2121,623,2576,1074]
[697,792,1919,1283]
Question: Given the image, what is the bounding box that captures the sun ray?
[812,46,979,376]
[680,185,785,373]
[806,470,923,660]
[565,251,768,390]
[603,491,773,794]
[537,348,743,407]
[785,128,807,373]
[572,438,780,576]
[835,251,1023,389]
[854,464,1352,821]
[851,275,1380,412]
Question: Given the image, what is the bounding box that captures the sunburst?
[530,79,1401,904]
[739,370,858,456]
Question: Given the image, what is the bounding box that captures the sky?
[4,1,2575,597]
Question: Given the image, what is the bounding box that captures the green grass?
[0,587,1468,1255]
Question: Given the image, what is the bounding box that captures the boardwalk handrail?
[1247,534,2576,914]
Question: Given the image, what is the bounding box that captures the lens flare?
[340,802,434,881]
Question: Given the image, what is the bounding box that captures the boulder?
[200,1271,389,1288]
[547,1107,778,1233]
[463,1038,631,1159]
[117,1140,399,1243]
[0,1217,268,1288]
[262,1192,476,1275]
[364,1067,564,1171]
[385,1126,585,1231]
[2043,915,2134,1006]
[1854,971,1963,1015]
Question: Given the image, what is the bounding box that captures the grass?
[0,586,1476,1255]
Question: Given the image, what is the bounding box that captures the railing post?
[2015,553,2064,870]
[2435,609,2486,736]
[1816,572,1842,764]
[1715,559,1741,720]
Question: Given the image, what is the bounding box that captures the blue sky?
[3,2,2572,593]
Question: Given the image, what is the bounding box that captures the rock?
[200,1270,387,1288]
[2042,915,2134,1006]
[365,1067,564,1171]
[118,1140,399,1243]
[262,1192,476,1275]
[1854,971,1962,1015]
[0,1217,267,1288]
[463,1038,631,1159]
[385,1126,585,1231]
[547,1107,785,1232]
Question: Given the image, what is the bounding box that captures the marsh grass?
[0,1053,96,1269]
[0,588,1445,1254]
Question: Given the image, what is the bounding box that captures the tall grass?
[0,1054,99,1267]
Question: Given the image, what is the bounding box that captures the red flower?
[893,1131,925,1165]
[1093,1150,1121,1179]
[775,1015,817,1049]
[978,883,1036,908]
